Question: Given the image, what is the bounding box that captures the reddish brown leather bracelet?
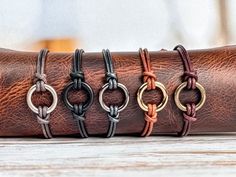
[137,48,168,137]
[174,45,206,137]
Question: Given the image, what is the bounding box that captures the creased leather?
[0,46,236,137]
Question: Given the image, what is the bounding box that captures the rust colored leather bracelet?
[62,49,94,138]
[99,49,129,138]
[26,49,58,138]
[137,48,168,137]
[174,45,206,137]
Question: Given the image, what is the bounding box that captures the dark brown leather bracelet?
[174,45,206,137]
[137,48,168,137]
[26,49,58,138]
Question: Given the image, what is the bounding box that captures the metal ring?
[99,83,129,112]
[26,84,58,114]
[174,81,206,112]
[137,81,168,112]
[62,82,94,111]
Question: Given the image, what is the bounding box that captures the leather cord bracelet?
[26,49,58,138]
[137,48,168,137]
[62,49,94,138]
[174,45,206,137]
[99,49,129,138]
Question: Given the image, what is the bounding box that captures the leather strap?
[62,49,94,138]
[34,49,52,139]
[102,49,119,138]
[174,45,198,136]
[139,48,158,137]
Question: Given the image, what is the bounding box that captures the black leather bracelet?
[62,49,94,138]
[99,49,129,138]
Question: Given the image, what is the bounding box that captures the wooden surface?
[0,135,236,177]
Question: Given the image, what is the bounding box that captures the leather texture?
[0,46,236,137]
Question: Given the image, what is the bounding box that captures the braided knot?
[106,72,118,89]
[144,104,157,123]
[143,71,157,90]
[108,105,120,123]
[36,106,50,125]
[183,103,197,122]
[184,70,198,89]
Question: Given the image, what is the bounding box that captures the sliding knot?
[34,73,47,92]
[184,70,198,89]
[36,106,50,125]
[106,72,118,89]
[144,104,157,123]
[143,71,157,90]
[108,105,120,123]
[183,103,197,122]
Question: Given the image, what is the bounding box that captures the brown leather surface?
[0,45,236,137]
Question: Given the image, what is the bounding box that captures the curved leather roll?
[0,46,235,137]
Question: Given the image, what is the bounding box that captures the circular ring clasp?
[137,81,168,112]
[174,81,206,112]
[62,82,94,111]
[26,84,58,114]
[99,83,129,112]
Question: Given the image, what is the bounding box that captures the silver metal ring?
[99,83,129,112]
[26,84,58,114]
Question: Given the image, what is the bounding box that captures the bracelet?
[62,49,94,138]
[137,48,168,137]
[99,49,129,138]
[26,49,58,138]
[174,45,206,136]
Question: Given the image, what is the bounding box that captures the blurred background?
[0,0,235,52]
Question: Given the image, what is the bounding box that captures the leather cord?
[62,49,94,138]
[139,48,158,137]
[102,49,119,138]
[71,49,88,137]
[174,45,198,136]
[71,49,85,90]
[34,49,52,139]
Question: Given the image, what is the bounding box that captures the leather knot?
[72,112,85,121]
[144,104,157,123]
[70,72,84,89]
[184,71,198,89]
[35,73,47,83]
[36,106,50,125]
[143,71,157,90]
[72,103,86,121]
[70,71,84,80]
[183,103,197,122]
[106,72,118,89]
[108,105,120,123]
[34,73,47,92]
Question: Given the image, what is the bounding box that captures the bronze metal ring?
[137,81,168,112]
[174,81,206,112]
